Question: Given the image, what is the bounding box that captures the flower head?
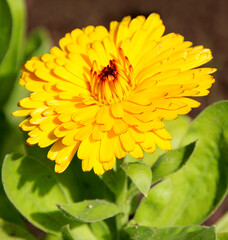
[13,13,215,175]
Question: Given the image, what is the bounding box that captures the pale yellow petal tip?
[26,137,37,147]
[121,15,132,22]
[192,101,201,108]
[129,151,144,159]
[18,78,26,86]
[129,145,144,158]
[54,163,68,173]
[47,154,56,161]
[93,164,105,176]
[82,159,93,172]
[144,148,156,154]
[162,141,172,151]
[149,13,161,20]
[81,158,109,176]
[211,77,216,84]
[211,68,217,74]
[12,109,32,117]
[103,158,116,171]
[12,111,20,117]
[93,170,105,176]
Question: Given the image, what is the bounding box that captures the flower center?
[98,60,118,82]
[90,49,135,104]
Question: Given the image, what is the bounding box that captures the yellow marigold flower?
[13,13,216,175]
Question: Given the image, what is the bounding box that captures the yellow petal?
[113,118,128,135]
[103,156,116,171]
[54,124,70,138]
[154,109,178,120]
[19,118,36,131]
[29,117,45,125]
[122,101,148,114]
[128,127,146,143]
[74,125,93,141]
[100,133,114,163]
[110,103,124,118]
[38,130,58,148]
[96,106,114,130]
[12,109,32,117]
[93,160,105,175]
[58,111,73,122]
[19,97,45,108]
[77,136,95,160]
[80,139,105,175]
[62,129,78,146]
[39,116,60,131]
[82,158,93,172]
[92,124,105,140]
[55,142,79,173]
[113,136,126,159]
[28,127,42,137]
[48,139,65,160]
[153,133,171,151]
[136,120,165,132]
[122,111,142,125]
[26,136,41,146]
[73,104,100,123]
[129,144,144,158]
[30,92,55,101]
[140,132,156,151]
[116,16,131,46]
[134,111,160,123]
[119,131,135,152]
[153,128,172,140]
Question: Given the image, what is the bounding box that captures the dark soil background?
[25,0,228,226]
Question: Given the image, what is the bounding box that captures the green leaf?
[61,224,97,240]
[0,0,12,63]
[0,218,36,240]
[152,141,197,183]
[62,225,77,240]
[0,111,25,162]
[58,200,120,223]
[26,145,114,202]
[125,225,154,240]
[0,185,24,227]
[121,162,152,197]
[90,221,111,240]
[0,0,26,107]
[125,225,216,240]
[217,232,228,240]
[43,234,61,240]
[216,212,228,232]
[24,27,51,61]
[136,101,228,227]
[134,179,172,226]
[127,186,139,215]
[0,113,24,227]
[0,112,11,161]
[2,153,82,236]
[101,168,126,195]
